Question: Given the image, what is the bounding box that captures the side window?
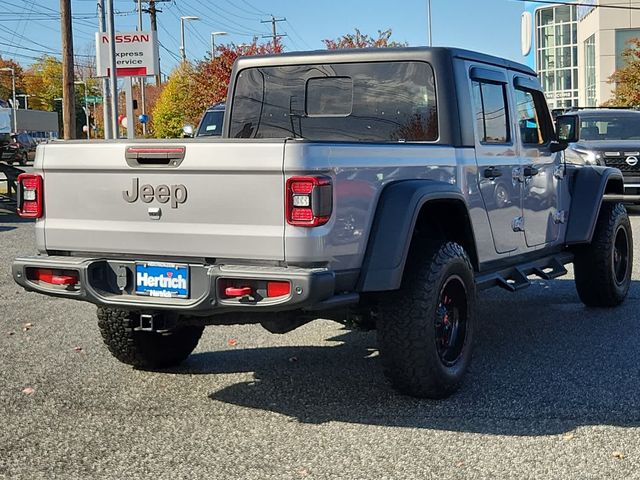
[471,81,510,144]
[515,89,553,145]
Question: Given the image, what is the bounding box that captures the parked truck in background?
[12,47,633,398]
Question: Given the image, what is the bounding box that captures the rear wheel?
[377,241,476,399]
[97,307,204,369]
[574,202,632,307]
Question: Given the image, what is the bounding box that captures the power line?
[176,0,265,36]
[284,20,313,50]
[239,0,269,16]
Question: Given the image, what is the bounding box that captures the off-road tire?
[574,202,632,307]
[97,307,204,369]
[377,241,476,399]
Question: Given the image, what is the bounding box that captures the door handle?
[483,167,502,179]
[523,166,539,177]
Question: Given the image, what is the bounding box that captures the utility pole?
[98,0,112,139]
[60,0,76,139]
[139,0,170,86]
[137,0,147,136]
[106,0,119,138]
[261,15,286,49]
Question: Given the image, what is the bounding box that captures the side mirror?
[555,115,578,143]
[550,140,568,153]
[182,125,194,138]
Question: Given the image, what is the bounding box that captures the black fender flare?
[565,166,624,244]
[357,179,476,292]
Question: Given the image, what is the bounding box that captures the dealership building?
[522,0,640,108]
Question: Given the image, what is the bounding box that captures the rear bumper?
[12,256,336,315]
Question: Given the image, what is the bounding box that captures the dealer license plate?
[135,262,189,298]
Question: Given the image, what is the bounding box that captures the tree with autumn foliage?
[188,39,283,122]
[606,38,640,107]
[0,57,25,106]
[323,29,407,49]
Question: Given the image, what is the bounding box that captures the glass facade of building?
[615,28,640,69]
[584,35,596,107]
[536,5,579,108]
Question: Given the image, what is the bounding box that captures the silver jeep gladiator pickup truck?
[12,47,633,398]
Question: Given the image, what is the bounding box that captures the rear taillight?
[286,176,332,227]
[267,281,290,298]
[17,173,43,218]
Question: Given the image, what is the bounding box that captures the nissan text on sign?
[95,31,160,77]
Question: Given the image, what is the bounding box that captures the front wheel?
[377,242,476,399]
[574,202,633,307]
[97,308,204,369]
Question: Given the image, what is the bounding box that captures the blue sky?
[1,0,527,73]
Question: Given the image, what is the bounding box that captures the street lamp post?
[180,16,200,62]
[210,31,228,58]
[427,0,433,47]
[0,67,17,132]
[16,94,32,109]
[74,81,90,140]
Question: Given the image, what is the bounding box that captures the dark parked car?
[196,102,225,137]
[557,108,640,199]
[1,132,37,165]
[183,102,225,138]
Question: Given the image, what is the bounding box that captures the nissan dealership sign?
[95,31,160,77]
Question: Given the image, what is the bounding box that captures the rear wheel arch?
[357,180,478,292]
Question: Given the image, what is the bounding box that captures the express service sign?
[95,31,160,78]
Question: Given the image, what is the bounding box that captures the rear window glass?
[229,61,437,142]
[197,110,224,137]
[471,81,510,144]
[306,77,353,117]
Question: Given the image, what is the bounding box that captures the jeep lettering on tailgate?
[123,178,187,208]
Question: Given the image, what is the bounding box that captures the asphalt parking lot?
[2,206,640,479]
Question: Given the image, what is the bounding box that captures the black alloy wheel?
[435,276,468,367]
[613,225,630,286]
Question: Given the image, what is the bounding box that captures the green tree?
[152,62,194,138]
[323,29,407,49]
[606,38,640,107]
[23,55,63,111]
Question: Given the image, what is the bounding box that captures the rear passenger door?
[513,77,562,247]
[470,67,523,254]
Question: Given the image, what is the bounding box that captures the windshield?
[197,110,224,137]
[229,61,438,142]
[579,114,640,141]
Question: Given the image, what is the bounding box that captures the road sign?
[86,96,103,103]
[95,31,160,78]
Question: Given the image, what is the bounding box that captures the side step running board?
[476,252,572,292]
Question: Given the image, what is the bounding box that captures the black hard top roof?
[234,46,536,76]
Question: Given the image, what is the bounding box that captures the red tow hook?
[224,286,253,297]
[32,269,79,286]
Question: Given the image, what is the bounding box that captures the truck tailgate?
[40,140,285,261]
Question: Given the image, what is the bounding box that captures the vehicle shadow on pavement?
[182,278,640,436]
[0,207,32,224]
